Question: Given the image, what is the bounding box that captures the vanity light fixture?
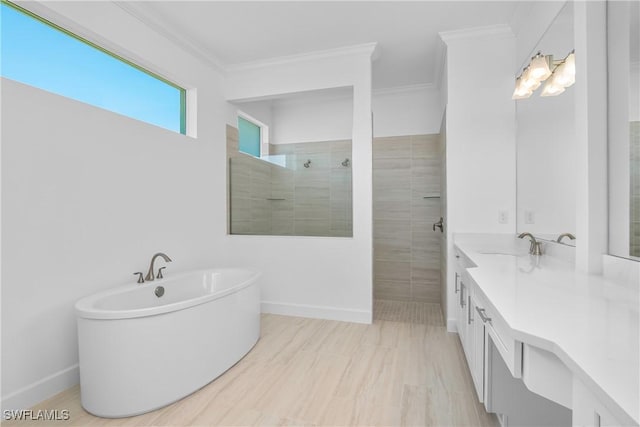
[528,52,553,81]
[512,50,575,99]
[512,77,533,99]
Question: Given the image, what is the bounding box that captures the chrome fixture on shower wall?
[341,158,350,167]
[303,159,311,168]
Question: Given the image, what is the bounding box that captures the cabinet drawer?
[475,290,522,379]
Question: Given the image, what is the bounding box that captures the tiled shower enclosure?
[227,125,352,237]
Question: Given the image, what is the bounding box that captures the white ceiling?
[124,1,527,90]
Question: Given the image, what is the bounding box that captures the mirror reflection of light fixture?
[512,50,575,99]
[512,77,533,99]
[540,80,566,97]
[550,51,575,87]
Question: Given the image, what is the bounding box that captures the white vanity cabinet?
[453,244,572,426]
[453,249,487,403]
[453,250,470,356]
[452,236,639,427]
[468,290,485,401]
[572,378,627,427]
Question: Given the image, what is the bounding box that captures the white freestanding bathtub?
[75,268,260,418]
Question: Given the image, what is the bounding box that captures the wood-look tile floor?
[7,301,497,427]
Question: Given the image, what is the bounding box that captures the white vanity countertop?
[454,233,639,426]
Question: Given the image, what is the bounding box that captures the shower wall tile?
[373,134,441,303]
[251,219,271,235]
[271,218,294,235]
[374,219,411,261]
[374,280,411,301]
[411,157,441,196]
[410,134,439,158]
[228,130,351,237]
[250,198,269,219]
[373,136,412,158]
[330,222,351,237]
[294,219,330,236]
[412,281,441,304]
[411,199,441,224]
[373,201,411,221]
[230,221,252,235]
[230,197,252,221]
[294,199,331,220]
[227,124,239,142]
[331,202,349,223]
[374,260,411,282]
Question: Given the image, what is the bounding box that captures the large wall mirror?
[227,87,353,237]
[608,0,639,260]
[516,3,577,246]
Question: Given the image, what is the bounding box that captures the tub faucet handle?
[157,267,166,279]
[133,272,144,284]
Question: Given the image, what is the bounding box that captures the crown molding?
[112,1,226,75]
[270,88,354,107]
[432,37,447,91]
[227,42,379,73]
[373,83,434,96]
[266,82,436,107]
[438,24,514,43]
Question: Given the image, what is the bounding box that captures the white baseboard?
[1,364,79,412]
[261,301,372,324]
[447,318,458,333]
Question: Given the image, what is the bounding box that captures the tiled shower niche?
[227,125,352,237]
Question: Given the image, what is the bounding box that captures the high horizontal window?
[0,0,186,134]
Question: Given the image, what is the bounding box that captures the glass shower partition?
[229,140,352,237]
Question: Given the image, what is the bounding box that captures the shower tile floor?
[7,301,497,426]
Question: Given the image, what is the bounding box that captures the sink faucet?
[556,233,576,243]
[518,232,543,256]
[145,252,172,281]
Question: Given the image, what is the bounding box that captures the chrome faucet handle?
[133,272,144,284]
[157,267,166,279]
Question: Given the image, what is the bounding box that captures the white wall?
[373,85,443,137]
[1,2,228,411]
[271,93,354,144]
[231,84,442,145]
[442,27,517,329]
[574,1,608,273]
[225,46,375,323]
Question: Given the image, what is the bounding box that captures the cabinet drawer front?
[475,290,522,379]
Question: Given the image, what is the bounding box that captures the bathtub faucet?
[145,252,172,282]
